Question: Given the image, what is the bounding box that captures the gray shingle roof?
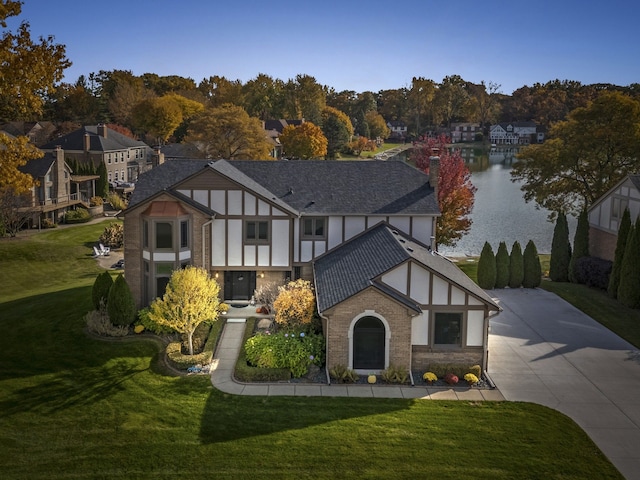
[18,152,56,178]
[314,223,500,312]
[629,174,640,191]
[41,125,148,152]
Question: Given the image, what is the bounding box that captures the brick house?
[588,174,640,261]
[123,158,499,372]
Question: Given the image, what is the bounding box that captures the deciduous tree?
[148,266,220,355]
[321,106,353,159]
[131,97,183,144]
[273,279,315,329]
[364,110,390,140]
[0,0,71,121]
[280,122,327,159]
[0,133,41,193]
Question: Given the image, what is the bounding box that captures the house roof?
[41,125,148,152]
[129,159,439,217]
[314,223,500,313]
[18,152,56,178]
[587,173,640,214]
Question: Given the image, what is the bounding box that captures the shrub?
[85,308,128,337]
[273,279,316,328]
[380,364,409,384]
[477,242,496,289]
[464,373,479,385]
[444,373,459,385]
[523,240,542,288]
[253,281,281,313]
[329,364,359,383]
[618,220,640,308]
[494,242,510,288]
[235,318,290,382]
[550,212,571,282]
[424,363,472,379]
[90,196,103,206]
[134,324,144,334]
[422,372,437,384]
[100,222,124,248]
[469,364,482,378]
[136,307,176,335]
[166,322,221,371]
[107,191,127,210]
[575,256,612,290]
[509,241,524,288]
[64,207,91,224]
[569,209,589,283]
[107,273,136,326]
[91,271,113,309]
[244,329,325,378]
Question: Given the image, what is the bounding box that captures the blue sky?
[12,0,639,95]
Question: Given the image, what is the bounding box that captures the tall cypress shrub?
[477,242,496,289]
[608,208,631,298]
[523,240,542,288]
[550,212,571,282]
[96,161,109,198]
[92,271,114,309]
[569,209,589,283]
[107,273,137,326]
[494,241,510,288]
[509,241,524,288]
[617,220,640,308]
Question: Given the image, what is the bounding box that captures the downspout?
[202,216,215,269]
[312,261,330,385]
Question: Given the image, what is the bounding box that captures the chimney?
[83,132,91,152]
[153,147,164,167]
[429,156,439,196]
[54,145,65,200]
[97,124,107,138]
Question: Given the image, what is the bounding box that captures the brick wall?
[411,346,483,370]
[589,226,617,261]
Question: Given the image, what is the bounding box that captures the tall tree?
[569,209,589,283]
[617,220,640,308]
[321,106,353,159]
[494,241,510,288]
[411,134,476,247]
[148,266,220,355]
[0,0,71,121]
[508,241,524,288]
[280,122,327,159]
[549,212,572,282]
[523,240,542,288]
[243,73,281,120]
[434,75,470,128]
[185,104,271,160]
[364,110,390,140]
[467,81,501,132]
[512,92,640,216]
[608,208,631,298]
[0,133,41,193]
[281,74,325,125]
[477,242,496,290]
[408,77,437,135]
[197,75,244,108]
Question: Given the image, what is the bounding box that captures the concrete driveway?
[488,288,640,480]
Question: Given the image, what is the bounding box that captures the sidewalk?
[209,314,504,401]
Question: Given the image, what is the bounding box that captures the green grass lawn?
[0,225,623,479]
[340,141,405,160]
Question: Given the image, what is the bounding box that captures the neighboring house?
[587,174,640,261]
[123,158,500,372]
[489,121,543,145]
[1,121,56,147]
[450,123,481,143]
[17,146,98,225]
[387,121,408,140]
[41,125,152,184]
[263,119,304,159]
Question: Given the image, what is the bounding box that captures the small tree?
[107,273,137,326]
[617,220,640,308]
[523,240,542,288]
[96,161,108,198]
[509,241,524,288]
[100,222,124,248]
[477,242,496,289]
[608,208,631,298]
[253,281,281,313]
[569,209,589,283]
[550,211,571,282]
[272,279,316,329]
[148,266,220,355]
[494,241,510,289]
[92,271,113,309]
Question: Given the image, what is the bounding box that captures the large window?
[302,217,325,238]
[180,220,189,248]
[156,222,173,249]
[434,312,462,346]
[246,220,268,243]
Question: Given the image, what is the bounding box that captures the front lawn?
[0,224,623,479]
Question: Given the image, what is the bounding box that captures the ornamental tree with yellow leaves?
[280,122,327,159]
[272,279,316,329]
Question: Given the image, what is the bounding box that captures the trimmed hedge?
[575,256,612,291]
[64,208,91,224]
[234,317,290,382]
[166,318,225,371]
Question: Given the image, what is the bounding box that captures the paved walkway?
[488,288,640,480]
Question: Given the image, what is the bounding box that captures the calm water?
[395,146,576,257]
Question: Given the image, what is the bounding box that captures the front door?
[224,271,256,301]
[353,316,385,370]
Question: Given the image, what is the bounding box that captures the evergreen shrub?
[477,242,496,289]
[494,242,510,288]
[523,240,542,288]
[509,241,524,288]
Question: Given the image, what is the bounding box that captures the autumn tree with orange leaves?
[411,134,476,247]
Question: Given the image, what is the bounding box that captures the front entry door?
[353,316,385,370]
[224,271,256,301]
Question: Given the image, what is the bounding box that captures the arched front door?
[353,316,385,370]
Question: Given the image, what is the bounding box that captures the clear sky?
[11,0,639,95]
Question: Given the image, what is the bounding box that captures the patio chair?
[93,246,102,257]
[99,243,110,255]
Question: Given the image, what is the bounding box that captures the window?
[180,220,188,248]
[302,217,325,238]
[434,312,462,345]
[156,222,173,249]
[142,220,149,248]
[114,171,119,181]
[121,170,125,181]
[107,154,111,164]
[612,197,628,220]
[108,172,112,182]
[245,220,268,243]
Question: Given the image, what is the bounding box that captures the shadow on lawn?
[198,390,413,445]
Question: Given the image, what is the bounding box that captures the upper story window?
[612,197,628,220]
[156,222,173,249]
[302,217,326,239]
[434,312,462,346]
[143,220,149,248]
[246,220,269,243]
[107,154,111,164]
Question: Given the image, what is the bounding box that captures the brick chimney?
[429,156,439,197]
[83,132,91,152]
[54,145,66,200]
[97,124,107,138]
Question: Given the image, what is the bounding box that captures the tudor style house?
[588,174,640,261]
[124,158,500,372]
[489,121,544,145]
